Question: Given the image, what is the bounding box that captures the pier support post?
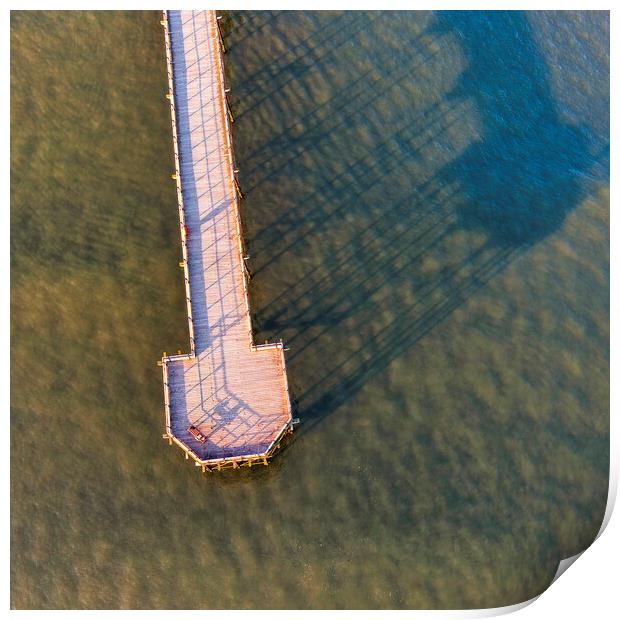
[243,256,252,279]
[233,176,244,200]
[216,15,226,54]
[224,92,234,124]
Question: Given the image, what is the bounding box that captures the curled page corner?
[474,472,617,617]
[550,552,583,585]
[544,466,617,592]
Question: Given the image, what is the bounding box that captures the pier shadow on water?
[225,10,607,439]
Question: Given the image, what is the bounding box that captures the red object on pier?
[187,425,207,444]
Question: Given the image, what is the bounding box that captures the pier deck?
[160,10,293,469]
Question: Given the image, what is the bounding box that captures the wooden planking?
[163,10,291,462]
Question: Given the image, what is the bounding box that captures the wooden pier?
[159,10,294,471]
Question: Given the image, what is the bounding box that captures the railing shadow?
[218,10,283,51]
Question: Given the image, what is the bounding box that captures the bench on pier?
[187,425,207,444]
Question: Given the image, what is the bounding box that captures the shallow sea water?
[11,10,609,609]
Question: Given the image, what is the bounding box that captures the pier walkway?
[160,10,293,471]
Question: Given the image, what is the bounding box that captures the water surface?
[11,10,609,609]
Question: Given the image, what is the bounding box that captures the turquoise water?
[11,10,608,608]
